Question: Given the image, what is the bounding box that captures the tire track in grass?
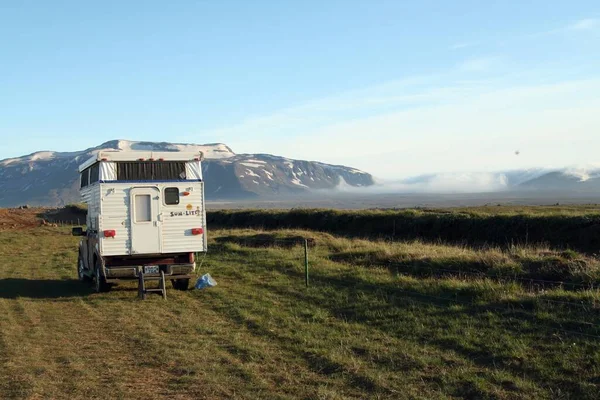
[138,277,341,398]
[0,234,94,398]
[166,294,332,399]
[1,296,129,399]
[86,290,270,399]
[0,229,181,398]
[43,295,185,399]
[0,299,38,399]
[33,298,131,399]
[90,285,317,399]
[26,294,193,399]
[0,230,144,398]
[0,232,41,398]
[0,330,32,399]
[3,291,175,397]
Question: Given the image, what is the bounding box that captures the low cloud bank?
[334,166,600,194]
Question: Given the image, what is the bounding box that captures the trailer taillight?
[191,228,204,235]
[182,191,190,196]
[104,230,116,238]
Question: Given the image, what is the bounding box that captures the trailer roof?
[78,150,204,172]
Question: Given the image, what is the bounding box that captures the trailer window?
[134,195,152,222]
[116,162,186,181]
[90,164,100,184]
[164,188,180,205]
[80,169,89,188]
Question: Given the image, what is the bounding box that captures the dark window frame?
[80,168,90,188]
[164,187,180,205]
[90,164,100,184]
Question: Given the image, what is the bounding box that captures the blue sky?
[0,1,599,178]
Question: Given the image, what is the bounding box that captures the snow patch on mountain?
[291,178,308,188]
[245,169,260,178]
[240,162,265,168]
[1,151,57,165]
[0,158,18,166]
[30,151,56,161]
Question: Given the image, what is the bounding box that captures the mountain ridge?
[0,139,374,207]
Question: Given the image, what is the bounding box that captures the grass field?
[1,218,600,399]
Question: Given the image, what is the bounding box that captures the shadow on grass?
[209,244,600,398]
[207,291,388,395]
[0,278,92,299]
[245,268,600,398]
[215,234,316,248]
[330,251,600,290]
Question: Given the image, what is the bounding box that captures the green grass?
[1,226,600,399]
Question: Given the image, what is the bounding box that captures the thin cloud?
[449,41,479,50]
[181,75,498,155]
[528,17,600,37]
[568,18,599,31]
[457,56,501,72]
[184,75,600,179]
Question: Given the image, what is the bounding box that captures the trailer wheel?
[172,279,190,291]
[77,253,91,282]
[93,260,112,293]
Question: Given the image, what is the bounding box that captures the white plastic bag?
[195,273,217,290]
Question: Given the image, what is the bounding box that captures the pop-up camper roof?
[78,150,204,172]
[78,151,205,184]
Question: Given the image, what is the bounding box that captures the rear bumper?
[104,263,195,281]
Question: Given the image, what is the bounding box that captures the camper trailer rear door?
[130,187,162,254]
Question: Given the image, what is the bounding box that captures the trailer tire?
[172,278,190,291]
[93,259,112,293]
[77,253,91,282]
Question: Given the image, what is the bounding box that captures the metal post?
[304,238,309,287]
[138,267,146,300]
[160,271,167,300]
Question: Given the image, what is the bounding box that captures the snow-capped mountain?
[0,140,375,207]
[1,140,598,207]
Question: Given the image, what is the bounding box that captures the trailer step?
[137,267,167,300]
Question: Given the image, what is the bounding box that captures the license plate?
[144,265,160,274]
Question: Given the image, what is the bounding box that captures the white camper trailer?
[73,150,207,293]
